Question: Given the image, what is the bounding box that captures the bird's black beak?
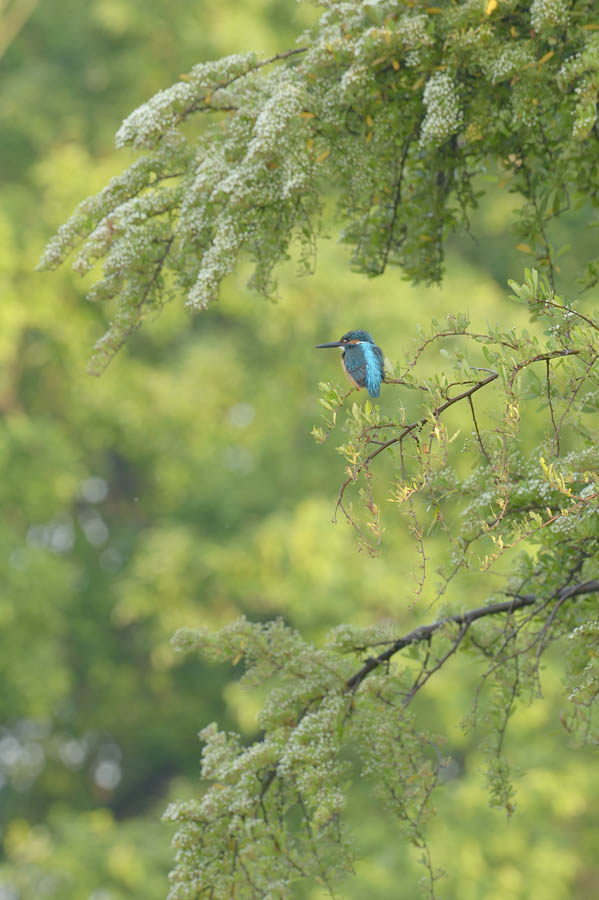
[315,341,344,349]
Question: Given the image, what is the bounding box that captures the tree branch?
[345,579,599,692]
[183,47,309,119]
[335,348,580,525]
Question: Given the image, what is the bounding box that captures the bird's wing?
[343,351,367,388]
[374,345,385,380]
[362,342,384,397]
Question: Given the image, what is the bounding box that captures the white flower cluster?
[419,72,463,148]
[186,217,242,310]
[37,156,163,271]
[182,151,230,222]
[246,77,304,160]
[557,36,599,139]
[72,188,178,276]
[116,53,258,149]
[530,0,568,32]
[116,82,196,149]
[397,13,433,67]
[572,79,598,141]
[569,619,599,639]
[567,660,597,701]
[187,52,258,90]
[339,63,374,101]
[351,12,432,66]
[180,74,313,309]
[483,45,535,85]
[455,23,493,48]
[559,35,599,83]
[280,155,310,200]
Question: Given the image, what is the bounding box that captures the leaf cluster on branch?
[165,269,599,898]
[40,0,599,372]
[166,575,599,899]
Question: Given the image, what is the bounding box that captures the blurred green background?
[1,1,599,898]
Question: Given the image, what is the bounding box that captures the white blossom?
[419,72,463,148]
[530,0,568,32]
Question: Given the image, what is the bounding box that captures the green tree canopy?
[34,1,599,898]
[40,0,599,371]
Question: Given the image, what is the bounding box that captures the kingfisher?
[315,330,385,398]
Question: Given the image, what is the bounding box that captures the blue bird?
[316,330,385,398]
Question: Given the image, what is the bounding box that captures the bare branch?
[345,580,599,692]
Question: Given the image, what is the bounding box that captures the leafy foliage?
[40,0,599,372]
[13,0,599,898]
[165,272,599,897]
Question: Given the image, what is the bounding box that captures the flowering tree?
[40,0,599,896]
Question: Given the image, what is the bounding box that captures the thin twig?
[555,351,599,437]
[334,372,499,520]
[546,357,560,456]
[468,393,493,466]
